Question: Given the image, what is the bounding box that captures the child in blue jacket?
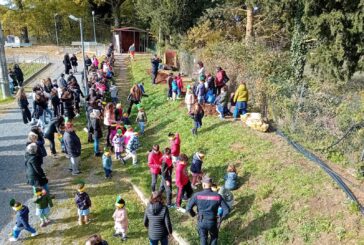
[224,164,238,190]
[9,199,38,242]
[102,147,113,179]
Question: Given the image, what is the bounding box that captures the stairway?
[113,53,131,104]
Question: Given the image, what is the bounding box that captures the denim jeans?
[150,237,168,245]
[151,173,159,192]
[233,101,247,119]
[94,138,99,154]
[13,225,36,239]
[138,122,145,135]
[123,149,137,164]
[43,107,53,123]
[104,168,112,178]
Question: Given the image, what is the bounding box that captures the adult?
[128,43,135,60]
[143,192,173,245]
[63,53,72,75]
[148,145,163,192]
[233,81,249,120]
[85,55,92,71]
[44,116,64,157]
[151,54,161,84]
[61,89,75,120]
[85,234,108,245]
[70,54,78,73]
[196,61,205,80]
[25,143,49,194]
[42,78,53,95]
[63,122,82,175]
[215,67,228,95]
[186,176,230,245]
[103,103,116,148]
[126,84,142,115]
[13,64,24,87]
[16,88,32,124]
[58,73,67,89]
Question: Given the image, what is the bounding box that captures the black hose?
[276,130,364,215]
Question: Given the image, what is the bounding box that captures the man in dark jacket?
[186,176,230,245]
[44,116,64,157]
[13,64,24,87]
[9,200,37,241]
[25,143,48,193]
[144,192,173,244]
[151,54,161,85]
[63,122,82,175]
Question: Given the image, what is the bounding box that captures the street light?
[92,11,97,44]
[54,13,59,46]
[68,14,88,97]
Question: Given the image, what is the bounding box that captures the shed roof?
[113,27,148,33]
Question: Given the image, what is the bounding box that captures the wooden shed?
[113,27,149,53]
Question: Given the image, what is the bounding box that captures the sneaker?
[75,114,80,118]
[121,236,127,241]
[113,233,122,237]
[40,222,46,227]
[176,207,186,213]
[120,158,126,165]
[68,168,72,172]
[31,232,38,237]
[72,172,81,176]
[83,127,89,133]
[8,237,18,242]
[191,185,197,190]
[65,155,70,159]
[167,204,176,208]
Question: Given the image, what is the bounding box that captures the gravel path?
[0,58,83,243]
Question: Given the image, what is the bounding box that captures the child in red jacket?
[148,145,163,192]
[175,153,193,211]
[168,132,180,165]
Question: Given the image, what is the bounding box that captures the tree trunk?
[0,22,11,98]
[113,9,121,28]
[245,5,254,42]
[21,26,30,43]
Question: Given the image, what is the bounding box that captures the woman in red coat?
[148,145,163,192]
[175,153,193,211]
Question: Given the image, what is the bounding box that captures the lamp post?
[0,22,10,99]
[92,11,97,44]
[54,13,59,46]
[68,15,88,96]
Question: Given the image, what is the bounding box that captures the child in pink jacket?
[113,196,128,241]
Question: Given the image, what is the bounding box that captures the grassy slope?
[124,56,364,244]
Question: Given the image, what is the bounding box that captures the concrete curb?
[127,179,190,245]
[23,63,52,86]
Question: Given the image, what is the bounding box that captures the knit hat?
[104,147,110,153]
[136,104,143,109]
[115,195,125,208]
[117,129,122,135]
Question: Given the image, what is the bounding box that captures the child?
[214,185,234,228]
[109,84,119,104]
[190,152,205,189]
[115,103,123,122]
[196,79,206,104]
[74,182,92,225]
[168,132,180,165]
[224,164,238,190]
[175,153,193,212]
[176,73,183,98]
[34,187,53,227]
[166,73,173,100]
[160,147,174,207]
[121,132,140,165]
[171,76,178,101]
[16,87,32,124]
[9,199,38,242]
[136,105,147,135]
[102,148,113,179]
[184,85,195,114]
[112,195,128,241]
[123,125,134,145]
[122,113,131,125]
[112,129,124,160]
[190,103,205,136]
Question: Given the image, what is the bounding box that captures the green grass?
[122,56,364,244]
[0,63,47,104]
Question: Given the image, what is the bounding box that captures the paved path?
[0,58,83,237]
